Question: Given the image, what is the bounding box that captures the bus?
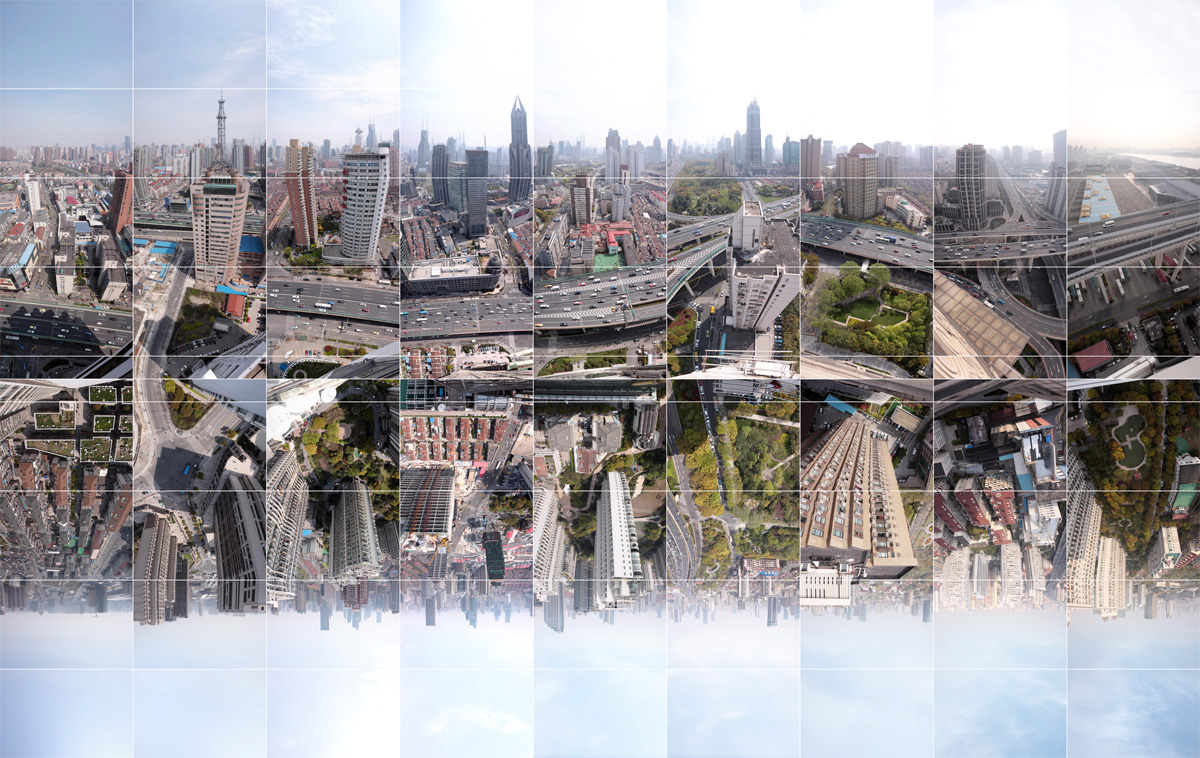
[419,309,428,314]
[378,279,391,285]
[1116,279,1125,297]
[284,350,295,359]
[1117,268,1125,282]
[1175,285,1190,294]
[982,300,995,309]
[315,302,330,310]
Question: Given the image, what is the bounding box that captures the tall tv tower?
[216,92,228,167]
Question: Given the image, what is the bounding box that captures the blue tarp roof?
[1016,471,1035,492]
[239,235,264,254]
[132,238,149,245]
[825,395,857,416]
[216,284,249,296]
[19,243,36,266]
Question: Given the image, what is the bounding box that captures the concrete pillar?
[1170,245,1185,282]
[706,258,716,276]
[682,280,694,296]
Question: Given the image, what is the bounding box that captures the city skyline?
[3,1,1200,756]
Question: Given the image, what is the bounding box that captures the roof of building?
[1075,340,1113,373]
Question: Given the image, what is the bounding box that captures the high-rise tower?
[508,96,532,201]
[746,99,762,170]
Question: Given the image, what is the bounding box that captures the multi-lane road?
[0,298,133,356]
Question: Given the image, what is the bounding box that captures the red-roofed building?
[1074,340,1113,374]
[224,293,246,317]
[9,222,24,237]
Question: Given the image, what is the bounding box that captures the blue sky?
[1067,669,1200,757]
[669,669,800,757]
[134,669,266,757]
[134,0,266,88]
[268,668,401,756]
[403,669,534,758]
[0,669,133,757]
[803,669,933,758]
[535,669,667,757]
[0,1,133,88]
[935,669,1067,758]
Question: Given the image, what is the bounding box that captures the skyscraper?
[956,143,987,231]
[763,134,774,166]
[191,167,249,285]
[285,139,318,248]
[799,415,918,578]
[465,148,489,238]
[365,118,377,149]
[594,472,642,610]
[213,471,267,613]
[570,172,593,226]
[417,126,430,167]
[746,99,762,169]
[107,167,134,237]
[508,96,532,202]
[265,447,308,607]
[339,145,390,261]
[536,143,554,179]
[1053,129,1067,169]
[605,129,621,185]
[431,143,450,206]
[727,260,801,332]
[329,479,381,581]
[132,146,152,203]
[800,135,822,181]
[840,143,880,220]
[133,513,178,625]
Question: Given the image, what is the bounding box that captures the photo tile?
[2,1,1200,755]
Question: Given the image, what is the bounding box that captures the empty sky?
[7,0,1193,154]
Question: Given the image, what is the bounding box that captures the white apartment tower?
[594,471,642,610]
[727,260,801,332]
[329,478,382,581]
[729,200,763,252]
[533,488,567,601]
[338,145,390,262]
[265,447,309,606]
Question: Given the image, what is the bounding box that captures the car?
[362,308,369,312]
[1163,212,1171,216]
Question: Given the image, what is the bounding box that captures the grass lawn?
[93,416,115,433]
[828,297,880,323]
[875,307,907,326]
[90,386,116,403]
